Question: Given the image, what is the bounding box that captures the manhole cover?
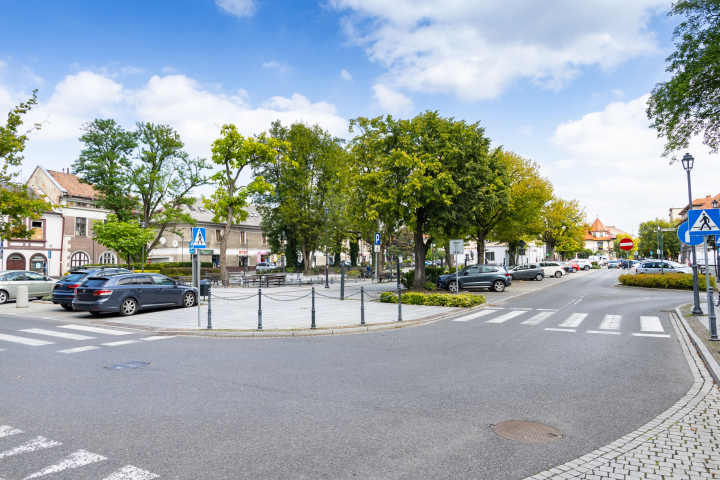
[490,421,562,443]
[106,361,151,370]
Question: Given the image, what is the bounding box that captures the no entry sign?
[619,238,634,251]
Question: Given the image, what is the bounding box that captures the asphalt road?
[0,269,696,479]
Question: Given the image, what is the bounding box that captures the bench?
[205,273,221,285]
[242,274,286,287]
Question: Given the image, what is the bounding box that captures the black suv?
[436,265,511,292]
[52,267,132,310]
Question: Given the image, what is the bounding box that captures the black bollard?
[340,262,345,300]
[311,287,316,329]
[257,287,262,330]
[397,258,402,322]
[361,286,365,326]
[207,284,212,329]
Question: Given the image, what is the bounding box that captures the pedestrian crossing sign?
[192,227,206,248]
[688,209,720,236]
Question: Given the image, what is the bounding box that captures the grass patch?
[380,291,486,307]
[619,273,716,290]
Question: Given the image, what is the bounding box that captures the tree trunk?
[444,240,455,269]
[220,203,233,287]
[476,229,487,266]
[413,230,429,290]
[302,244,310,275]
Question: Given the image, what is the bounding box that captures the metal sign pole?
[704,238,718,341]
[455,253,459,295]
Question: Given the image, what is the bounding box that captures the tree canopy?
[637,219,681,258]
[92,214,156,265]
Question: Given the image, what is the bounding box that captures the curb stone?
[675,304,720,387]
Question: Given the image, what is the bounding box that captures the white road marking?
[599,315,622,330]
[509,308,532,310]
[452,310,501,322]
[640,316,664,332]
[20,328,95,340]
[0,348,6,352]
[558,313,588,328]
[486,311,527,324]
[0,436,62,459]
[587,330,621,335]
[544,328,576,333]
[58,325,133,335]
[521,311,554,325]
[102,465,160,480]
[23,449,107,479]
[536,309,557,311]
[0,426,23,438]
[102,340,141,346]
[633,333,671,338]
[58,346,101,354]
[141,336,176,341]
[0,333,54,347]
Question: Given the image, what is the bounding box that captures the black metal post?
[340,262,345,300]
[325,210,329,289]
[257,287,262,330]
[311,287,316,329]
[703,238,718,341]
[207,284,212,330]
[687,169,703,315]
[397,258,402,322]
[360,286,365,325]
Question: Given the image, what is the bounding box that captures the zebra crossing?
[452,308,671,337]
[0,424,159,479]
[0,324,176,354]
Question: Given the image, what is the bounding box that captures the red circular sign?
[619,238,634,251]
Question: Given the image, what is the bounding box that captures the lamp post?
[713,199,719,278]
[282,230,286,274]
[140,221,146,273]
[682,153,703,315]
[324,206,329,289]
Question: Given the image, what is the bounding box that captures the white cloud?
[340,69,353,81]
[330,0,666,101]
[372,84,413,115]
[162,66,176,74]
[547,94,720,233]
[262,60,291,74]
[215,0,257,18]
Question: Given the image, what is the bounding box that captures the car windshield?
[83,278,109,287]
[62,273,88,282]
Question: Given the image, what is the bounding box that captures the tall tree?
[0,90,52,240]
[540,198,586,260]
[73,119,138,221]
[92,215,155,265]
[637,219,681,259]
[204,124,281,286]
[647,0,720,155]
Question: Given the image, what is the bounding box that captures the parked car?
[574,259,592,271]
[0,270,56,304]
[557,261,572,274]
[608,260,621,269]
[436,264,511,292]
[540,261,565,277]
[52,267,133,310]
[255,262,277,273]
[72,273,198,316]
[508,263,544,281]
[566,260,581,272]
[635,261,692,275]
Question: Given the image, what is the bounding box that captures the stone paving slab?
[524,310,720,480]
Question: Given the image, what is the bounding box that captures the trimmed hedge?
[619,273,717,290]
[379,291,486,307]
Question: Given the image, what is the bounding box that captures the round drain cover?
[490,421,562,443]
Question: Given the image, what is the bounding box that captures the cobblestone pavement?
[525,312,720,480]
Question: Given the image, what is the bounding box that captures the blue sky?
[2,0,717,235]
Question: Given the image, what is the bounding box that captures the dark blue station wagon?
[72,273,198,316]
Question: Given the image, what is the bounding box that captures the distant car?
[636,261,692,275]
[566,260,581,272]
[255,262,276,273]
[436,265,511,292]
[0,271,56,304]
[608,260,621,269]
[52,267,133,310]
[72,273,198,316]
[540,261,565,277]
[574,259,592,271]
[508,263,544,281]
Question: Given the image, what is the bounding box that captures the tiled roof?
[679,194,720,216]
[590,218,607,232]
[47,170,101,200]
[181,198,263,227]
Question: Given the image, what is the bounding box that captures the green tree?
[204,124,281,286]
[92,214,156,265]
[613,233,639,258]
[73,119,138,221]
[0,90,52,240]
[647,0,720,155]
[637,219,681,259]
[540,198,586,260]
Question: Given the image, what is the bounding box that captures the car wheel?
[182,292,196,307]
[448,281,458,293]
[0,290,8,304]
[554,271,562,278]
[61,304,73,311]
[119,298,138,316]
[584,266,590,271]
[534,273,544,281]
[492,280,505,292]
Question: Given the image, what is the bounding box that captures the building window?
[75,218,87,237]
[30,254,47,273]
[240,231,247,243]
[262,234,268,245]
[71,251,90,268]
[597,242,603,250]
[30,220,43,240]
[485,252,495,262]
[215,229,223,243]
[98,252,116,264]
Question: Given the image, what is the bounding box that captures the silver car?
[0,270,57,304]
[635,261,692,275]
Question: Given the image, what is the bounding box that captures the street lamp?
[324,206,329,289]
[282,230,286,274]
[682,153,703,315]
[140,221,146,273]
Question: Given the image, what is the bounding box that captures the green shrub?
[591,265,601,269]
[591,261,598,266]
[401,270,415,289]
[423,281,436,291]
[619,273,717,290]
[400,267,446,289]
[348,270,360,279]
[380,291,485,307]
